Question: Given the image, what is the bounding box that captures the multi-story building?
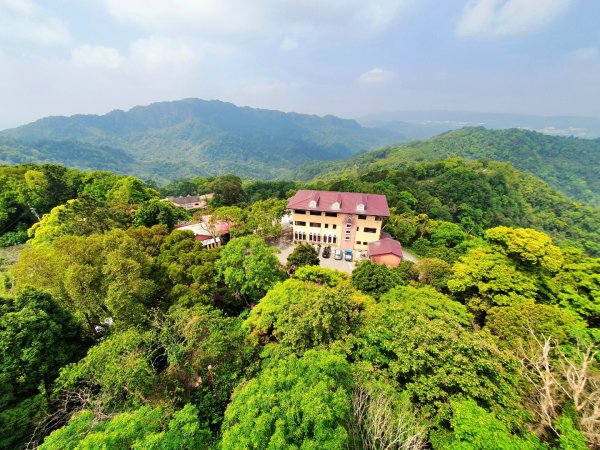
[286,190,390,251]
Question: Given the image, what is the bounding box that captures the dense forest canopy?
[0,154,598,449]
[297,127,600,207]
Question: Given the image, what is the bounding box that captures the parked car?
[312,244,320,255]
[344,249,353,261]
[322,246,331,258]
[334,249,343,260]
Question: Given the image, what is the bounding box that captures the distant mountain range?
[360,110,600,140]
[2,100,599,206]
[0,99,403,181]
[297,127,600,206]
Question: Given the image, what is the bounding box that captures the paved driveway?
[273,232,358,274]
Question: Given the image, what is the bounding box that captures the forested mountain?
[297,127,600,206]
[0,99,402,181]
[0,138,137,173]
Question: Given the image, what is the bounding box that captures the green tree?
[244,267,374,357]
[221,350,353,450]
[134,198,188,229]
[434,398,546,450]
[286,243,319,272]
[39,404,212,450]
[215,236,284,304]
[28,196,129,246]
[485,302,586,351]
[210,206,249,237]
[550,248,600,326]
[409,258,452,291]
[12,229,157,337]
[247,198,287,239]
[106,176,159,205]
[351,260,408,299]
[447,246,538,320]
[0,290,86,449]
[209,174,246,207]
[354,286,521,426]
[55,328,157,411]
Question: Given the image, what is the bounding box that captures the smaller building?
[175,215,230,249]
[167,193,214,210]
[368,238,403,267]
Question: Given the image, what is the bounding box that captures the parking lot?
[273,230,360,274]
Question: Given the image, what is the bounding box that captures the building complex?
[286,190,390,251]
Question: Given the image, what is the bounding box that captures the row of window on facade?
[294,210,382,221]
[294,231,337,244]
[294,221,377,233]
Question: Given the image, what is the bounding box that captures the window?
[295,210,306,214]
[310,222,321,228]
[346,222,352,228]
[294,231,306,241]
[375,216,382,221]
[332,224,337,229]
[295,221,306,226]
[346,229,351,234]
[310,211,322,216]
[358,214,367,220]
[331,202,340,210]
[345,236,351,241]
[356,227,359,231]
[357,203,365,212]
[364,227,377,233]
[324,224,329,229]
[309,200,317,208]
[325,212,337,217]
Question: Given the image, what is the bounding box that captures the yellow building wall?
[290,210,383,250]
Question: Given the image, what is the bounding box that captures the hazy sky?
[1,0,600,129]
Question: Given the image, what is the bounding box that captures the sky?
[1,0,600,129]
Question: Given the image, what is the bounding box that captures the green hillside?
[0,99,403,182]
[0,138,137,174]
[308,158,600,256]
[298,127,600,206]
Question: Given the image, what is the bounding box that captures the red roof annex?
[368,238,403,257]
[287,190,390,217]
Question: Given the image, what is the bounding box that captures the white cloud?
[456,0,572,37]
[130,36,197,67]
[104,0,263,34]
[71,45,124,69]
[103,0,414,42]
[359,68,396,85]
[569,47,599,63]
[0,0,71,46]
[280,36,299,51]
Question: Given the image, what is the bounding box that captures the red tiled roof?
[287,190,390,217]
[368,238,403,257]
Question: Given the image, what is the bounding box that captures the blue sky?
[1,0,599,129]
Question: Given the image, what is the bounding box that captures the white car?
[333,249,343,260]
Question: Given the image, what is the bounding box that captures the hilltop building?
[286,190,390,251]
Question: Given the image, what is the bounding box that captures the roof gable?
[368,238,403,257]
[287,190,390,216]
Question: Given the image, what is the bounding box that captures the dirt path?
[402,248,419,263]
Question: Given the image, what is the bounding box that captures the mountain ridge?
[0,98,404,181]
[295,126,600,206]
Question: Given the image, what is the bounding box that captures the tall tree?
[215,236,284,304]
